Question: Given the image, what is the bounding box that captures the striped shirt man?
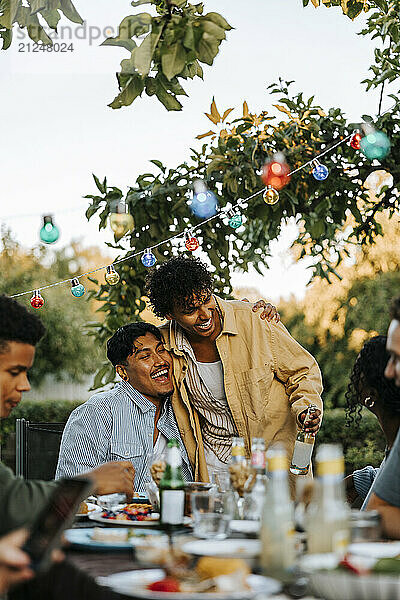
[55,380,193,492]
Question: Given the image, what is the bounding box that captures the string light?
[109,200,134,240]
[70,278,85,298]
[11,119,393,302]
[141,248,157,267]
[227,210,243,229]
[262,153,291,190]
[360,125,390,160]
[263,186,280,205]
[350,131,362,150]
[30,290,44,309]
[190,181,219,218]
[311,159,329,181]
[185,232,200,252]
[105,265,120,285]
[39,215,60,244]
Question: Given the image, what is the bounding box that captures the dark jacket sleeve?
[0,460,58,535]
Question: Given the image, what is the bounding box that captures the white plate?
[229,521,260,535]
[309,570,400,600]
[97,568,281,599]
[76,503,102,518]
[89,512,192,527]
[64,528,164,550]
[348,542,400,559]
[181,539,261,559]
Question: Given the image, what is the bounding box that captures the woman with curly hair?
[345,335,400,508]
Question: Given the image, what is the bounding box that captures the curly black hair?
[0,295,46,353]
[145,256,214,319]
[345,335,400,427]
[107,322,162,366]
[390,296,400,321]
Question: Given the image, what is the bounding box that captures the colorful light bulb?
[30,290,44,309]
[105,265,120,285]
[311,159,329,181]
[109,201,134,240]
[350,131,362,150]
[185,232,200,252]
[227,210,243,229]
[360,129,390,161]
[190,180,219,218]
[39,215,59,244]
[71,277,85,298]
[262,153,291,190]
[141,248,156,267]
[263,186,280,205]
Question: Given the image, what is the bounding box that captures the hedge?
[0,401,386,476]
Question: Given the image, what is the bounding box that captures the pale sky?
[0,0,387,301]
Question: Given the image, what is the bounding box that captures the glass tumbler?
[191,490,235,540]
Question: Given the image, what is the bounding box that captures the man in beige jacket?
[146,257,323,492]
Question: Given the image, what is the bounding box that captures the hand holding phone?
[23,478,92,573]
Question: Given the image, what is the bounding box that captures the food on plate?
[91,527,130,543]
[100,503,154,522]
[151,460,166,486]
[147,577,181,592]
[77,501,89,515]
[196,557,250,580]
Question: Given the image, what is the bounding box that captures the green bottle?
[159,439,185,525]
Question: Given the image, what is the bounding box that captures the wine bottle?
[159,439,185,525]
[290,405,317,475]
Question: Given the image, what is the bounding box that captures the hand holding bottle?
[299,407,321,433]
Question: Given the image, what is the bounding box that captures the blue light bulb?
[190,186,219,218]
[71,278,85,297]
[312,161,329,181]
[141,249,156,268]
[360,130,390,160]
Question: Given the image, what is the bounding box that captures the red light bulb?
[350,132,362,150]
[185,233,200,252]
[30,290,44,309]
[262,155,291,190]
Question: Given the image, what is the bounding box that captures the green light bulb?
[40,215,59,244]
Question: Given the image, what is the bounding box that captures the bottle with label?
[230,436,247,465]
[260,443,296,583]
[306,444,350,555]
[244,438,267,520]
[159,439,185,526]
[290,405,318,475]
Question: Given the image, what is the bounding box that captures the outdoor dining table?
[9,519,318,600]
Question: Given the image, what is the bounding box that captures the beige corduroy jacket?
[160,296,323,493]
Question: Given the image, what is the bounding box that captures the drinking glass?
[191,490,235,540]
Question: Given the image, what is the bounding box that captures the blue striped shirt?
[55,381,193,492]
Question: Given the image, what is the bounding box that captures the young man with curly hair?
[367,296,400,538]
[145,256,323,491]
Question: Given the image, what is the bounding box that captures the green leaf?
[203,12,233,31]
[133,23,162,76]
[59,0,83,24]
[118,13,151,39]
[154,83,183,111]
[30,0,46,15]
[109,75,145,109]
[201,19,226,40]
[0,0,20,28]
[149,159,166,172]
[93,173,106,194]
[40,9,61,29]
[131,0,151,6]
[101,37,136,52]
[183,23,195,50]
[161,42,186,80]
[197,31,220,65]
[0,28,12,50]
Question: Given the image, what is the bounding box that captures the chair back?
[16,418,65,480]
